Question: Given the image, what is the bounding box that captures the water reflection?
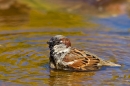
[49,70,95,86]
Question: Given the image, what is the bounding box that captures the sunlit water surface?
[0,27,129,86]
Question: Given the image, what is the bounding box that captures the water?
[0,0,130,86]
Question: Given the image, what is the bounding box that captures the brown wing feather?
[63,48,101,71]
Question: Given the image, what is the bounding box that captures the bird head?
[47,35,71,50]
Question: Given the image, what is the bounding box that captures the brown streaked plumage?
[60,38,71,48]
[47,35,121,71]
[63,48,101,71]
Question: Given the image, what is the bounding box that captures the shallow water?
[0,0,130,86]
[0,27,129,86]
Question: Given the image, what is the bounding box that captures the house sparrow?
[47,35,121,71]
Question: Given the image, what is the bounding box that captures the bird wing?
[63,48,101,71]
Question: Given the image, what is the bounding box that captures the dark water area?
[0,0,130,86]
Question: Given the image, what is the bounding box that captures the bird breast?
[52,44,71,65]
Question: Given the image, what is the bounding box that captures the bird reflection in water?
[49,70,95,86]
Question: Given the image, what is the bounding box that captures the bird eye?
[47,41,49,44]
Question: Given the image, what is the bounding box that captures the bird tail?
[100,60,121,67]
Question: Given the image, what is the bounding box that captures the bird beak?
[47,41,49,44]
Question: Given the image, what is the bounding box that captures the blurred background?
[0,0,130,28]
[0,0,130,86]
